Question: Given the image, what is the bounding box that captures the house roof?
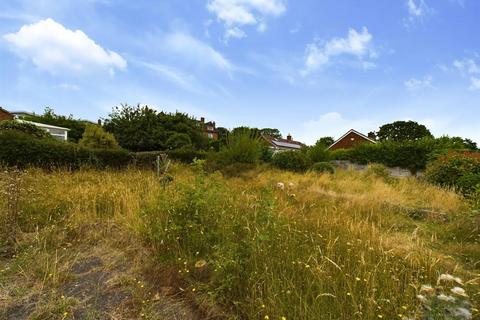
[17,120,70,131]
[263,135,305,150]
[0,107,14,116]
[10,110,35,117]
[327,129,376,150]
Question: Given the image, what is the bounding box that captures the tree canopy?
[103,104,208,152]
[377,121,433,142]
[315,137,335,147]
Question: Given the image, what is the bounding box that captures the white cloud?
[3,18,126,75]
[404,0,433,27]
[404,75,435,91]
[206,0,286,40]
[225,27,247,42]
[298,112,376,145]
[453,58,480,74]
[469,77,480,91]
[302,27,376,75]
[163,31,232,72]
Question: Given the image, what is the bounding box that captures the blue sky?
[1,0,479,144]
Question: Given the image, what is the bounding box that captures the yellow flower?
[264,316,269,320]
[355,277,361,281]
[281,317,287,320]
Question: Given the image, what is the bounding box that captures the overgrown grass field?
[1,165,479,319]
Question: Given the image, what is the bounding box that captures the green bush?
[166,133,192,149]
[330,148,352,161]
[307,143,331,163]
[0,120,52,139]
[311,162,334,174]
[134,151,165,169]
[169,146,206,163]
[272,151,310,172]
[208,130,263,171]
[365,163,391,181]
[426,152,480,196]
[0,130,131,169]
[79,124,120,149]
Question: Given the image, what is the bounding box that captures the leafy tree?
[307,143,331,163]
[23,107,90,142]
[315,137,335,147]
[166,133,192,149]
[79,124,120,149]
[260,128,282,139]
[377,121,433,142]
[103,104,207,152]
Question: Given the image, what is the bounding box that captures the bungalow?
[17,120,70,142]
[328,129,376,150]
[0,107,70,142]
[263,134,305,152]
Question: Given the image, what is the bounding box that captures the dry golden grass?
[0,164,478,319]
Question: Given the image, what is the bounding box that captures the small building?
[17,120,70,142]
[328,129,376,150]
[263,134,305,152]
[0,107,14,121]
[199,117,219,140]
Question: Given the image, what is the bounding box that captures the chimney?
[368,131,376,141]
[287,133,292,141]
[200,117,205,123]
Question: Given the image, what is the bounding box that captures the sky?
[0,0,479,145]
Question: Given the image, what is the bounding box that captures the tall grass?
[1,165,478,319]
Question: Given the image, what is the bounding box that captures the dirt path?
[1,244,200,320]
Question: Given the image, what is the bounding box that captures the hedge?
[272,151,310,172]
[331,141,434,173]
[0,130,131,169]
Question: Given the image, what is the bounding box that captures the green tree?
[103,104,207,152]
[79,124,120,149]
[315,137,335,147]
[377,121,433,142]
[23,107,90,142]
[166,133,192,149]
[260,128,282,139]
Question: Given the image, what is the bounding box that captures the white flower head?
[276,182,285,190]
[416,294,427,303]
[451,286,468,297]
[420,284,434,294]
[437,294,456,303]
[453,307,472,320]
[438,273,463,285]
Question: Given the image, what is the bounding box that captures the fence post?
[156,155,160,178]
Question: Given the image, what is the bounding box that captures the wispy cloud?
[206,0,286,41]
[404,0,433,28]
[302,27,377,75]
[404,75,435,91]
[452,56,480,90]
[3,18,126,76]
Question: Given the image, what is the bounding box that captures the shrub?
[133,151,165,169]
[330,148,352,161]
[272,151,310,172]
[0,120,52,139]
[311,162,334,174]
[0,130,131,169]
[168,146,206,163]
[307,143,331,163]
[166,133,192,149]
[79,124,120,149]
[208,130,263,171]
[426,152,480,196]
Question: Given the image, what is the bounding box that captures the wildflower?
[355,277,361,281]
[281,317,287,320]
[195,259,207,268]
[451,286,468,297]
[420,284,434,294]
[192,288,196,292]
[264,316,269,320]
[378,315,383,318]
[416,294,427,303]
[261,304,266,308]
[437,273,463,285]
[288,182,295,188]
[276,182,285,190]
[452,307,472,319]
[437,294,456,303]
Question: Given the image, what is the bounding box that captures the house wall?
[0,109,14,121]
[330,132,373,150]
